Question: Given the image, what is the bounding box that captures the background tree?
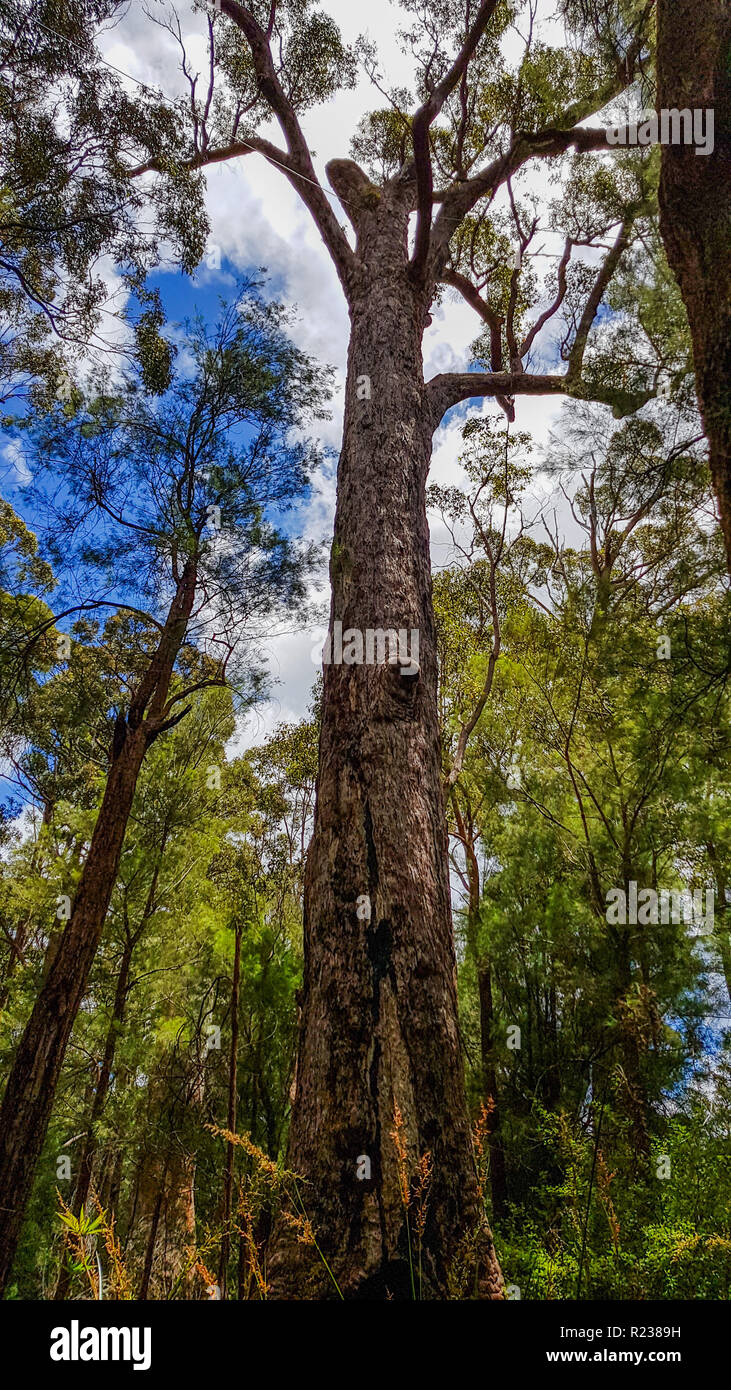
[432,403,728,1291]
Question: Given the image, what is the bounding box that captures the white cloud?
[2,437,32,486]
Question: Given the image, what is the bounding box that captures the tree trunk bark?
[656,0,731,566]
[706,840,731,1008]
[453,795,508,1223]
[160,1148,198,1299]
[269,174,502,1299]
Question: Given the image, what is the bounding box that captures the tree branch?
[217,2,356,294]
[440,266,514,418]
[430,121,623,278]
[427,370,565,423]
[566,220,632,383]
[410,0,501,282]
[521,237,572,358]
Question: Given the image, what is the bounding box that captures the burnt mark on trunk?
[110,711,127,763]
[364,1032,389,1262]
[353,1259,413,1301]
[366,917,393,1010]
[363,798,396,1013]
[363,797,379,897]
[361,797,399,1269]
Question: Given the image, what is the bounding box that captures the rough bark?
[159,1148,198,1299]
[656,0,731,566]
[0,563,196,1294]
[268,169,502,1300]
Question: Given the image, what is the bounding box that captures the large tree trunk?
[0,563,196,1294]
[656,0,731,566]
[159,1148,198,1299]
[269,171,502,1300]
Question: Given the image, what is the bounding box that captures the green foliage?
[0,1,209,404]
[434,402,730,1301]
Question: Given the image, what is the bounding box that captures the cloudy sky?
[95,1,595,743]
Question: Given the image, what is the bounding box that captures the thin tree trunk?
[656,0,731,566]
[615,929,652,1164]
[0,730,147,1295]
[0,563,196,1293]
[0,916,28,1011]
[706,840,731,1007]
[105,1149,123,1229]
[453,796,508,1222]
[53,935,134,1300]
[269,171,502,1300]
[237,1224,247,1301]
[0,843,46,1011]
[123,1154,144,1256]
[218,920,242,1299]
[477,963,508,1222]
[139,1183,164,1301]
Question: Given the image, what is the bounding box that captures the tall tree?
[432,405,726,1244]
[131,0,666,1296]
[430,414,537,1218]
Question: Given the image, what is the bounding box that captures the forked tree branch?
[521,237,572,358]
[426,0,655,274]
[566,219,633,383]
[410,0,501,282]
[440,266,514,418]
[184,1,357,293]
[429,120,633,279]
